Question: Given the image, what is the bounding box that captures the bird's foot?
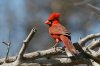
[52,46,56,48]
[52,45,58,52]
[52,43,57,48]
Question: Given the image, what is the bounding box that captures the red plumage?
[45,12,78,55]
[48,13,60,20]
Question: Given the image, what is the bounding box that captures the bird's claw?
[52,45,56,48]
[52,43,57,48]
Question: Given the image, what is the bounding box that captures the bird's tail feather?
[60,35,78,55]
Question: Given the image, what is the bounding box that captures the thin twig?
[2,41,11,63]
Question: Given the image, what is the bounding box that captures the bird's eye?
[49,20,53,22]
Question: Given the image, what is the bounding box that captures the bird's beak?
[45,20,51,25]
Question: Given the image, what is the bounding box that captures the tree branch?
[0,30,100,66]
[0,47,64,64]
[78,33,100,46]
[0,28,36,66]
[86,40,100,49]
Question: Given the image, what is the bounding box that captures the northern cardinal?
[45,12,78,55]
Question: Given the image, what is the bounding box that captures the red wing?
[49,24,70,36]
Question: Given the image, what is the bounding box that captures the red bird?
[45,12,78,55]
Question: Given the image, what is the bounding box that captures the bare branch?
[0,46,99,65]
[28,58,88,66]
[0,28,36,66]
[0,47,64,64]
[14,28,36,66]
[2,41,11,63]
[23,47,64,60]
[0,30,100,66]
[16,28,36,61]
[95,48,100,58]
[89,59,100,66]
[86,40,100,49]
[78,33,100,46]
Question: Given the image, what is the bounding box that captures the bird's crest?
[48,12,60,20]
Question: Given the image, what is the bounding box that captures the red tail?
[60,35,78,55]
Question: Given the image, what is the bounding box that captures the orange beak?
[45,20,51,25]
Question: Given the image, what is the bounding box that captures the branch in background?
[73,0,91,6]
[86,40,100,49]
[87,4,100,11]
[73,0,100,12]
[73,0,100,18]
[78,33,100,46]
[2,41,11,63]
